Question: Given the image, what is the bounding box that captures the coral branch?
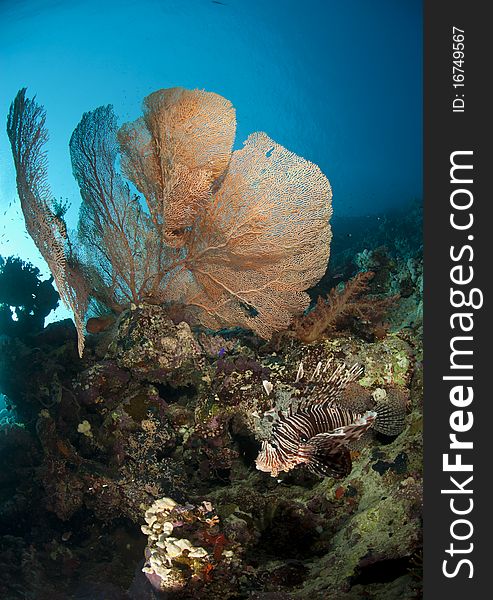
[7,89,89,356]
[292,271,398,343]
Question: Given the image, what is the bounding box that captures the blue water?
[0,0,422,320]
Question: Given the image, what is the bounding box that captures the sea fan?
[7,87,333,355]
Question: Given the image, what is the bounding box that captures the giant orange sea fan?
[7,87,333,354]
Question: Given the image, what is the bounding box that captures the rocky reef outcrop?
[0,246,423,599]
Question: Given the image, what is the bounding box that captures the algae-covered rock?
[316,333,415,388]
[108,304,203,385]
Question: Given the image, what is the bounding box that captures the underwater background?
[0,1,423,599]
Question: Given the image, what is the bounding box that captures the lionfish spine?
[296,360,364,408]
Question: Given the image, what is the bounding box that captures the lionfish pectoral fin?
[311,411,376,446]
[299,411,377,478]
[374,399,407,436]
[300,436,352,479]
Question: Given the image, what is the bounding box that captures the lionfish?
[255,360,406,479]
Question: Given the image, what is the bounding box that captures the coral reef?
[141,497,240,597]
[0,255,59,338]
[0,207,422,598]
[108,303,203,386]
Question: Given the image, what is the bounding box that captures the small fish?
[255,360,406,479]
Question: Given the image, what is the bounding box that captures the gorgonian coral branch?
[8,87,333,349]
[7,89,89,356]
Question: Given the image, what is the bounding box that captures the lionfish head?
[255,440,304,478]
[255,441,281,476]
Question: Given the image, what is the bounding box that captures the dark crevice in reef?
[252,504,322,562]
[152,381,198,404]
[231,430,260,467]
[206,467,232,485]
[351,556,413,586]
[374,431,401,446]
[153,446,178,462]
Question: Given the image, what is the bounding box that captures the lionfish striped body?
[255,360,403,478]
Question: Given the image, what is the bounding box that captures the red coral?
[335,486,345,500]
[202,531,229,561]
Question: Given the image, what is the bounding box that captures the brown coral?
[292,271,397,343]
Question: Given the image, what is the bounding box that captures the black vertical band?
[424,2,490,596]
